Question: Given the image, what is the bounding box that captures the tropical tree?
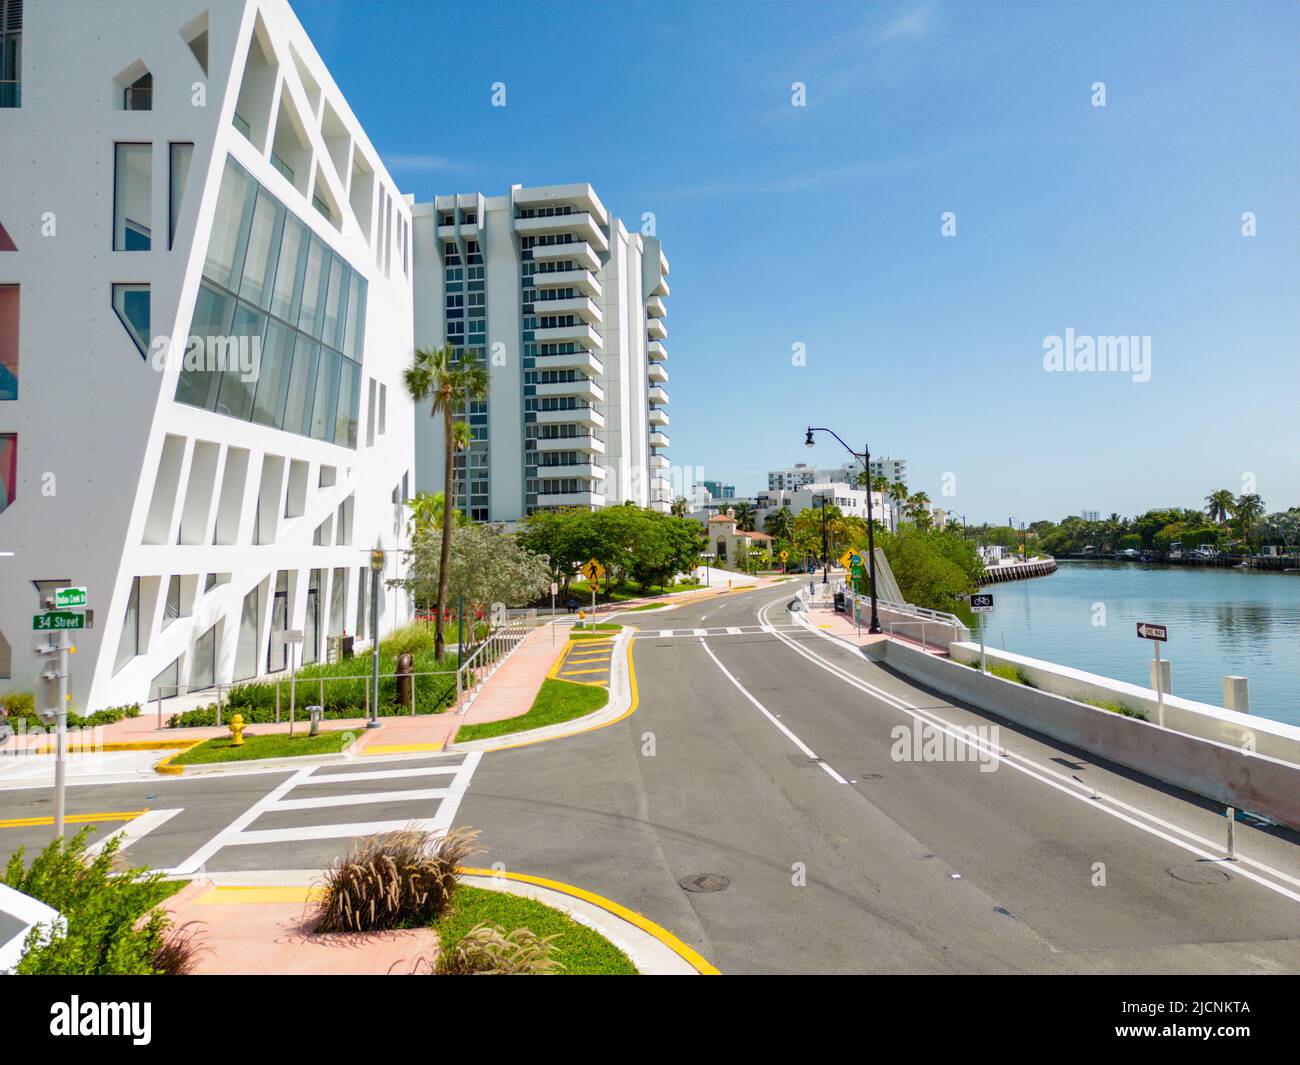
[732,501,756,532]
[402,345,489,658]
[764,506,794,543]
[671,496,689,518]
[1234,494,1266,540]
[407,491,467,536]
[1205,489,1235,526]
[907,492,933,530]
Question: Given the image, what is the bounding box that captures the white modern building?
[767,456,906,494]
[757,482,894,529]
[411,183,671,520]
[0,0,416,713]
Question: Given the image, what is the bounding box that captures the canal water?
[974,561,1300,728]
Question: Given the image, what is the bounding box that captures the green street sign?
[33,611,86,631]
[54,586,87,608]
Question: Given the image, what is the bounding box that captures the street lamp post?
[368,548,384,729]
[806,427,881,634]
[817,493,829,584]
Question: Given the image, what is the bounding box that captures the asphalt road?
[455,583,1300,974]
[3,582,1299,974]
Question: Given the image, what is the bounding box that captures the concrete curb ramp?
[191,866,716,975]
[450,627,638,754]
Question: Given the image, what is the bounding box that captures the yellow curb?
[199,868,720,975]
[32,739,196,755]
[459,867,720,975]
[0,809,148,829]
[154,742,202,775]
[484,627,639,754]
[360,742,446,755]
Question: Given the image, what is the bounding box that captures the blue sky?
[292,0,1298,524]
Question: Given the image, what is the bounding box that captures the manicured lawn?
[172,729,358,765]
[454,678,607,742]
[568,578,702,603]
[435,885,636,975]
[569,622,622,638]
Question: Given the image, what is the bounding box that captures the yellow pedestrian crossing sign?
[779,550,788,561]
[839,550,862,571]
[580,558,606,583]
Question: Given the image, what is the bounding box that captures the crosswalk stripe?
[726,626,742,634]
[227,819,443,845]
[267,787,452,812]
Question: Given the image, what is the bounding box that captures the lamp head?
[804,428,815,449]
[370,548,386,572]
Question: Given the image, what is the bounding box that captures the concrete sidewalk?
[3,622,576,760]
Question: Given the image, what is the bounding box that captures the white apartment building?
[0,0,416,713]
[757,482,894,529]
[411,184,671,520]
[767,456,906,493]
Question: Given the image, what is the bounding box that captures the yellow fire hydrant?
[228,713,246,747]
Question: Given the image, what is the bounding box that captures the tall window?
[168,142,193,249]
[112,284,151,357]
[304,570,321,664]
[123,71,152,111]
[0,0,21,108]
[0,432,14,513]
[0,284,16,400]
[113,144,152,251]
[113,577,141,673]
[234,585,259,681]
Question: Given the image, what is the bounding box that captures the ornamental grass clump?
[433,922,563,976]
[313,826,481,933]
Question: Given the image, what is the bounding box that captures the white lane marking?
[761,600,1300,905]
[693,628,707,636]
[165,752,483,874]
[726,626,742,635]
[658,629,674,637]
[302,764,464,785]
[227,819,444,845]
[782,605,1300,891]
[86,808,183,857]
[267,787,452,812]
[699,638,847,784]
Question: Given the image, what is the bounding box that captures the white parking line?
[699,638,847,784]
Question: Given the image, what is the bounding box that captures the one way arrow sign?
[1136,622,1168,642]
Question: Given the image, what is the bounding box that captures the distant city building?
[767,456,906,492]
[1081,510,1100,522]
[702,479,735,499]
[756,481,895,530]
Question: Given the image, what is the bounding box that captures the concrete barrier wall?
[883,641,1300,831]
[948,642,1300,767]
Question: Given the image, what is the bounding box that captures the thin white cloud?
[380,152,469,172]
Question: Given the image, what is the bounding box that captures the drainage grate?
[679,873,731,893]
[1168,863,1232,885]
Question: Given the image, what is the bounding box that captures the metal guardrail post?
[156,692,163,729]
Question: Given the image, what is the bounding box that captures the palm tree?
[732,501,757,532]
[671,497,689,518]
[450,419,472,515]
[403,344,489,659]
[1205,489,1234,525]
[1234,493,1265,540]
[764,506,794,543]
[907,491,932,529]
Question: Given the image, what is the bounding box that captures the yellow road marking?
[200,868,721,974]
[0,809,148,829]
[560,667,610,676]
[460,867,720,975]
[362,742,446,754]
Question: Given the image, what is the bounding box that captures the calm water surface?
[977,561,1300,727]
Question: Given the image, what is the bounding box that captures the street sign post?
[580,559,605,628]
[970,593,994,673]
[279,629,304,733]
[33,611,86,631]
[550,581,558,643]
[1137,622,1168,726]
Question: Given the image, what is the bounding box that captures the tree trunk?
[435,403,454,661]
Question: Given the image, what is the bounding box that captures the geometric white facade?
[0,0,415,713]
[411,183,672,521]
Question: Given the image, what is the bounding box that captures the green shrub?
[985,662,1037,687]
[1,829,187,975]
[165,638,458,728]
[1086,698,1148,721]
[0,695,140,730]
[313,826,482,934]
[433,923,562,975]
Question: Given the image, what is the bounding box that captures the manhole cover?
[679,873,731,893]
[1168,863,1232,885]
